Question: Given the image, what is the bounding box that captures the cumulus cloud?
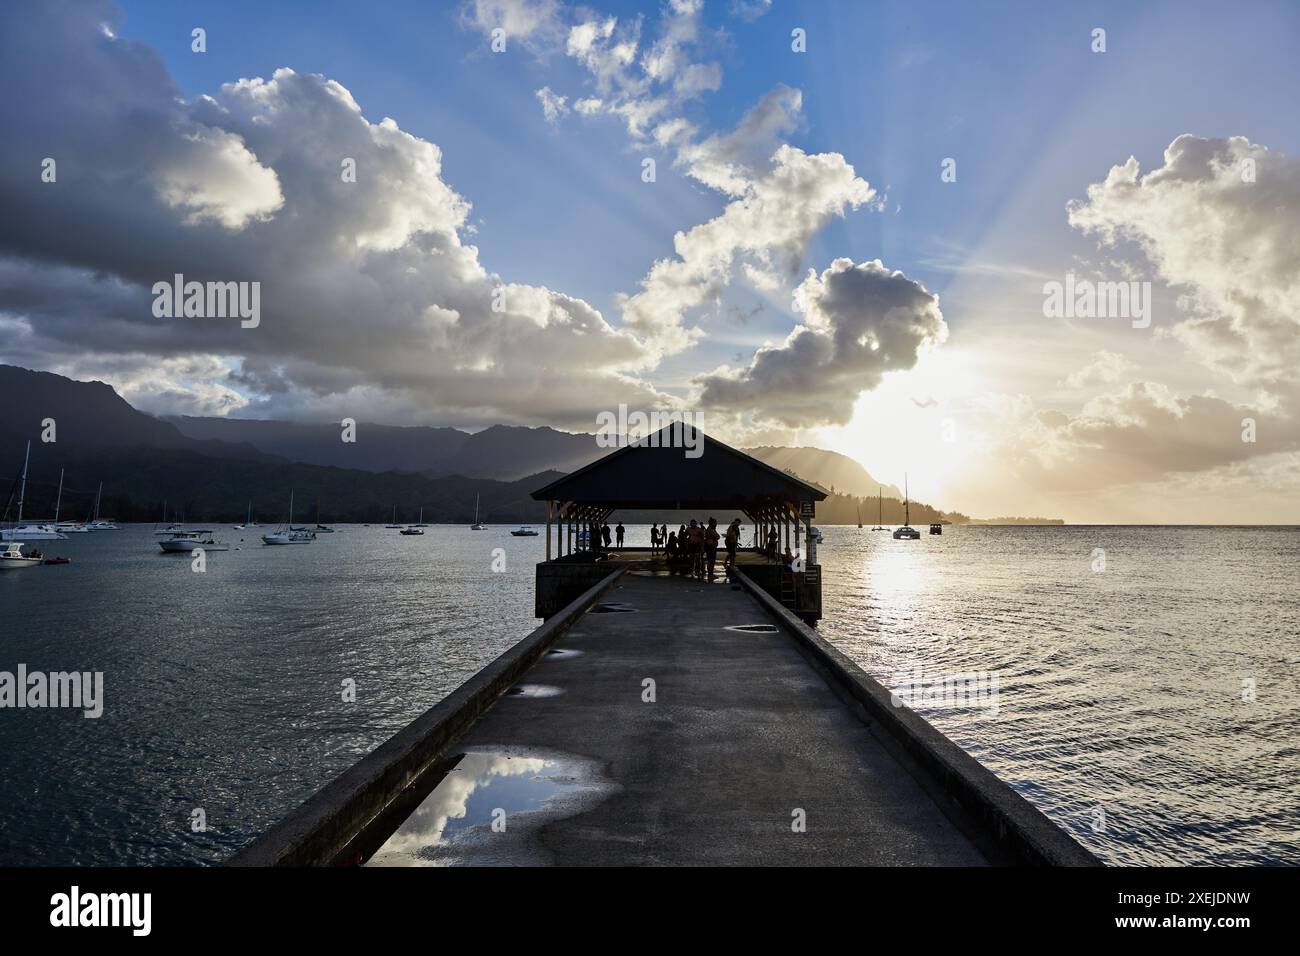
[0,0,660,426]
[697,258,948,428]
[676,85,803,196]
[1063,349,1137,389]
[1067,134,1300,393]
[619,147,879,357]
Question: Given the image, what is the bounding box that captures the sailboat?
[892,475,921,540]
[470,493,486,530]
[262,491,315,544]
[384,506,402,529]
[1,441,67,540]
[314,499,335,533]
[153,499,186,536]
[52,471,91,533]
[872,487,887,531]
[85,482,118,530]
[857,501,863,529]
[235,501,260,530]
[400,508,425,534]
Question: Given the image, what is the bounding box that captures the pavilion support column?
[546,500,552,561]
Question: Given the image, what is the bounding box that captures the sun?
[814,348,988,506]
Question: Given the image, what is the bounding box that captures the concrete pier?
[232,564,1097,867]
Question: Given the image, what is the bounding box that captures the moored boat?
[0,541,43,570]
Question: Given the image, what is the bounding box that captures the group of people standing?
[585,521,626,552]
[649,517,743,579]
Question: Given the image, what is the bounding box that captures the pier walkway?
[383,571,992,865]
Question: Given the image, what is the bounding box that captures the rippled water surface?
[818,525,1300,866]
[1,524,1296,865]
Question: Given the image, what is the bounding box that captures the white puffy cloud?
[1062,349,1137,389]
[0,1,660,428]
[676,85,803,195]
[619,146,880,357]
[1067,134,1300,393]
[696,258,948,427]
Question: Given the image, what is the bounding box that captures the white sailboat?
[892,474,921,540]
[1,441,67,540]
[235,501,259,530]
[872,487,887,531]
[470,493,486,530]
[262,491,315,545]
[159,531,230,553]
[85,482,118,530]
[384,505,402,529]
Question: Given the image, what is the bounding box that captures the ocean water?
[0,524,1295,865]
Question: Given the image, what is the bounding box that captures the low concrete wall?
[732,569,1101,867]
[229,567,627,866]
[535,559,614,618]
[743,561,822,621]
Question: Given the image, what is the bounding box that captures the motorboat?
[399,526,424,536]
[510,526,539,537]
[929,523,942,535]
[0,541,43,570]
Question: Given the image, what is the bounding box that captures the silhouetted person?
[686,519,705,579]
[650,524,660,555]
[766,527,778,560]
[704,517,720,578]
[616,522,625,549]
[724,518,741,570]
[601,523,611,549]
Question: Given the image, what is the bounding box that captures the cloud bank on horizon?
[0,0,1298,520]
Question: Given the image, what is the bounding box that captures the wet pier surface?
[368,571,997,866]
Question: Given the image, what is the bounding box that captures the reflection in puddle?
[725,624,779,633]
[545,648,583,660]
[506,683,564,698]
[366,748,616,866]
[590,602,638,613]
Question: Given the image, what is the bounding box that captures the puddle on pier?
[545,648,583,660]
[724,624,779,633]
[590,602,638,613]
[365,747,617,866]
[506,683,564,698]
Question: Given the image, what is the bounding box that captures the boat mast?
[246,501,251,524]
[54,468,64,524]
[904,474,910,526]
[93,481,102,522]
[289,491,295,528]
[16,440,30,523]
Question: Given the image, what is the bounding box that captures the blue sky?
[4,1,1299,520]
[114,0,1300,362]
